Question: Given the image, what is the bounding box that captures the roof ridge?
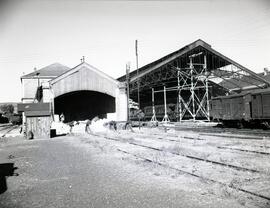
[50,62,119,85]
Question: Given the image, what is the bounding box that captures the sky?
[0,0,270,102]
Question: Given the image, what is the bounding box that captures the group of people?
[59,113,134,134]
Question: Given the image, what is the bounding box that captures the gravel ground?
[0,135,253,208]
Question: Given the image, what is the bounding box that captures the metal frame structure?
[150,52,209,122]
[177,52,210,121]
[150,88,157,122]
[161,86,170,122]
[151,86,170,123]
[120,39,270,122]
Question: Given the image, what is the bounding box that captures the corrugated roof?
[212,87,270,100]
[219,74,270,90]
[21,63,70,79]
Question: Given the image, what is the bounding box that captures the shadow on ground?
[0,163,18,194]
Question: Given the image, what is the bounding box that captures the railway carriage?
[143,104,177,121]
[251,90,270,121]
[210,88,270,128]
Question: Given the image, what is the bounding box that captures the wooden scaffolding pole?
[162,86,170,123]
[204,55,210,121]
[190,57,196,121]
[150,88,157,122]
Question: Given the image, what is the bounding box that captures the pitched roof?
[21,63,70,79]
[118,39,270,89]
[50,62,119,85]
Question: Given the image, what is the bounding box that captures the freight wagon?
[210,88,270,128]
[130,104,178,121]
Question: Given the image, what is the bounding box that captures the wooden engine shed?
[50,62,127,122]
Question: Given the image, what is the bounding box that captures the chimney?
[80,56,85,63]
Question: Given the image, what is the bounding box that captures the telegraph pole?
[135,40,140,109]
[126,62,130,121]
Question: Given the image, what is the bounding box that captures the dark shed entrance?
[54,90,115,122]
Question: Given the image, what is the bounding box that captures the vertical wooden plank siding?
[52,66,117,98]
[26,116,51,137]
[262,93,270,118]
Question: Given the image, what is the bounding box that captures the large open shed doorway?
[54,90,115,122]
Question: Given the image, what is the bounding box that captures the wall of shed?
[115,83,128,121]
[26,116,51,138]
[51,66,117,98]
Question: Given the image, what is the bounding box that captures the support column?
[151,88,157,122]
[204,55,210,121]
[177,70,182,122]
[162,86,170,123]
[190,57,195,121]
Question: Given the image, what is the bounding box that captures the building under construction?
[118,39,270,122]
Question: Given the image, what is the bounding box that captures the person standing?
[60,113,65,122]
[85,119,92,134]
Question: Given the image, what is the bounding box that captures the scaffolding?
[150,88,157,122]
[161,86,170,123]
[151,86,170,123]
[150,53,210,122]
[177,52,210,121]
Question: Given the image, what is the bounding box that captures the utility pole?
[126,62,130,122]
[135,40,140,109]
[36,72,40,88]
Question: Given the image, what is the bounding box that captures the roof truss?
[123,39,270,93]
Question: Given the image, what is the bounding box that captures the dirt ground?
[0,122,270,208]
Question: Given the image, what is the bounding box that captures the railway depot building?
[19,61,128,136]
[19,39,270,136]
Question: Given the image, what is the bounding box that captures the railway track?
[0,125,19,138]
[174,126,270,139]
[0,124,13,131]
[98,133,260,173]
[88,132,270,203]
[134,130,270,156]
[137,131,205,141]
[145,124,270,141]
[116,148,270,203]
[200,133,267,140]
[217,146,270,156]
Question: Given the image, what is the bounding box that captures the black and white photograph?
[0,0,270,207]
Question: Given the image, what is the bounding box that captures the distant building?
[21,63,70,103]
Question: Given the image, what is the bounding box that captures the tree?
[0,104,14,121]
